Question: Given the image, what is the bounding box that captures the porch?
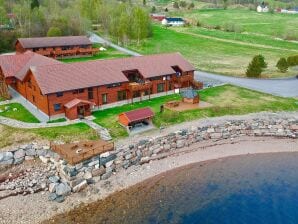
[64,98,95,120]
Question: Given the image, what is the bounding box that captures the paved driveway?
[195,71,298,98]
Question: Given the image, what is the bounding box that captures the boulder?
[56,183,71,196]
[25,148,36,157]
[0,152,14,165]
[72,180,88,193]
[92,166,106,177]
[14,149,25,159]
[49,183,58,193]
[49,176,60,183]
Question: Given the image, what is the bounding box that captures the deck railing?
[128,81,152,92]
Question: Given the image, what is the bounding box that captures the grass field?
[92,85,298,139]
[128,24,297,77]
[0,123,98,149]
[60,47,129,63]
[0,103,40,123]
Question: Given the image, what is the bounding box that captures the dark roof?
[0,51,60,80]
[180,89,198,99]
[122,107,154,123]
[30,52,195,94]
[166,17,184,22]
[17,36,92,49]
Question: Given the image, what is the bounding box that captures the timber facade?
[0,51,202,121]
[15,36,99,58]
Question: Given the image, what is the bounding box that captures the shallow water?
[46,152,298,224]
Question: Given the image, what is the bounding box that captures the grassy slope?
[172,9,298,38]
[0,123,98,149]
[60,47,129,63]
[0,103,40,123]
[128,25,296,77]
[93,85,298,139]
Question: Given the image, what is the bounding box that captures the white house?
[162,17,185,26]
[257,5,269,12]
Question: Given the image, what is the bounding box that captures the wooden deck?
[51,140,114,165]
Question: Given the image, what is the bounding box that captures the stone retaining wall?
[0,114,297,202]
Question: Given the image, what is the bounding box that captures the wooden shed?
[180,89,199,104]
[118,107,154,128]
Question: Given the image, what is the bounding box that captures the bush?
[179,1,187,8]
[196,20,202,27]
[173,1,179,9]
[0,30,19,53]
[47,27,62,37]
[276,58,289,73]
[283,30,298,41]
[246,55,267,78]
[214,25,221,30]
[223,22,243,33]
[287,55,298,67]
[188,3,195,9]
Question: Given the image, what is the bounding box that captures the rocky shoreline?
[0,112,297,223]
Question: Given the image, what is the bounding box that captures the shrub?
[196,20,202,27]
[188,2,195,9]
[287,55,298,67]
[246,55,267,78]
[173,1,179,9]
[214,25,221,30]
[283,30,298,41]
[223,22,243,33]
[179,1,187,8]
[47,27,62,37]
[276,58,289,73]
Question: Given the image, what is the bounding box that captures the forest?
[0,0,152,52]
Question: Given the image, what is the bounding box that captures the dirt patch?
[165,101,213,112]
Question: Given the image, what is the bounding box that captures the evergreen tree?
[31,0,39,9]
[246,55,267,78]
[276,58,288,73]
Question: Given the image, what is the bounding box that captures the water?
[46,152,298,224]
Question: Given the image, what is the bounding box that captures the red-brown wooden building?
[15,36,99,58]
[0,51,202,121]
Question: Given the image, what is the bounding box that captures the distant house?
[15,36,99,58]
[150,14,166,22]
[162,17,185,26]
[257,5,269,12]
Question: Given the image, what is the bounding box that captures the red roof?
[31,52,195,94]
[122,107,154,123]
[64,98,95,109]
[17,36,92,49]
[0,51,60,80]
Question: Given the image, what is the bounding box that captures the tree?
[47,27,62,37]
[179,1,187,8]
[188,3,195,9]
[30,0,39,9]
[276,58,288,73]
[143,0,146,6]
[173,1,179,9]
[246,55,267,78]
[222,0,229,9]
[151,6,156,13]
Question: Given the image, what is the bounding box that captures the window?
[72,89,84,94]
[133,91,141,98]
[117,90,126,101]
[56,92,63,97]
[157,83,165,93]
[54,103,61,111]
[78,89,84,93]
[102,93,108,104]
[149,77,162,81]
[32,96,35,103]
[106,83,121,88]
[88,88,94,100]
[28,78,32,88]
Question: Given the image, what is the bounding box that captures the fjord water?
[50,152,298,224]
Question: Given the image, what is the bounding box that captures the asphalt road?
[195,71,298,98]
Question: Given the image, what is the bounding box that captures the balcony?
[172,74,193,84]
[128,81,152,92]
[35,49,53,56]
[78,48,99,55]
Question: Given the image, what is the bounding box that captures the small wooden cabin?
[118,107,154,129]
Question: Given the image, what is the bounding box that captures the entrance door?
[77,105,85,118]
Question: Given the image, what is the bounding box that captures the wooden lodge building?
[0,51,202,120]
[15,36,99,58]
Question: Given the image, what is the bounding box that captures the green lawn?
[0,123,98,149]
[171,9,298,38]
[47,118,67,123]
[127,24,297,77]
[60,47,129,63]
[0,103,40,123]
[92,85,298,139]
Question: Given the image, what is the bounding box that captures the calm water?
[47,152,298,224]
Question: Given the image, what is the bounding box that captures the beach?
[0,135,297,224]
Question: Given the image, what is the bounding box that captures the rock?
[49,183,58,193]
[72,180,88,193]
[176,140,185,148]
[100,154,116,166]
[49,176,60,183]
[55,195,65,203]
[104,160,114,168]
[25,148,36,156]
[39,156,50,163]
[48,193,58,201]
[83,172,93,181]
[14,149,25,159]
[0,151,13,163]
[25,156,34,161]
[207,128,215,133]
[92,166,106,177]
[56,183,71,196]
[14,157,25,165]
[101,171,112,180]
[100,151,110,158]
